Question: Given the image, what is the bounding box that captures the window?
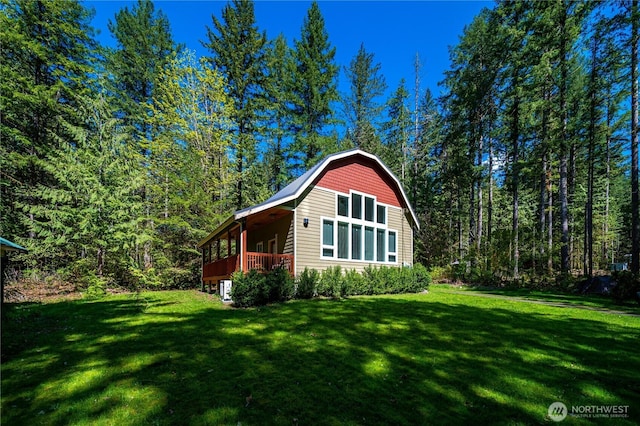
[351,193,362,219]
[377,205,386,224]
[327,192,398,263]
[388,231,397,263]
[338,222,349,259]
[338,195,349,217]
[365,226,375,261]
[256,241,264,253]
[352,224,362,260]
[365,197,375,221]
[376,229,386,262]
[322,219,334,257]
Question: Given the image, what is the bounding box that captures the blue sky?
[87,0,492,101]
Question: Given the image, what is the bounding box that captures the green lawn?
[2,288,639,425]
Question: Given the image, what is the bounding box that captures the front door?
[268,238,277,254]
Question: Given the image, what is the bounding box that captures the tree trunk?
[477,135,484,254]
[511,95,520,280]
[540,152,547,272]
[559,5,570,274]
[486,137,493,270]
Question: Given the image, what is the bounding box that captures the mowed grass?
[2,287,639,425]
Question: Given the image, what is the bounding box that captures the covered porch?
[199,207,294,293]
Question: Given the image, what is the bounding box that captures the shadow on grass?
[2,292,639,425]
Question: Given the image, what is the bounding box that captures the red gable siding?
[314,156,403,207]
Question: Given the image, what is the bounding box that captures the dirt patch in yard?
[3,279,83,303]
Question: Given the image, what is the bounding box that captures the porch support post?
[227,230,231,258]
[241,222,248,273]
[201,246,205,292]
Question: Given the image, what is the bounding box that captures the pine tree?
[381,80,412,187]
[630,0,639,274]
[106,0,178,270]
[22,93,143,284]
[342,43,387,152]
[0,0,97,258]
[203,0,267,209]
[106,0,176,148]
[289,1,339,174]
[264,34,294,192]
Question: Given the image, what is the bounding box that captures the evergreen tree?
[22,93,143,286]
[106,0,176,147]
[342,43,387,152]
[382,79,412,186]
[203,0,268,209]
[289,1,339,174]
[264,34,294,192]
[630,0,639,274]
[106,0,178,270]
[0,0,97,258]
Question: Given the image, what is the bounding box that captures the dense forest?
[1,0,638,294]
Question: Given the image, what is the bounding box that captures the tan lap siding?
[295,187,334,274]
[386,207,414,266]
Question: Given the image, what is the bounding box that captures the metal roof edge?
[197,215,236,248]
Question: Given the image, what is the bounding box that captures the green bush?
[343,269,364,296]
[361,264,430,296]
[82,273,108,299]
[612,271,640,304]
[266,266,294,302]
[296,267,319,299]
[230,270,266,308]
[318,265,343,298]
[411,263,431,292]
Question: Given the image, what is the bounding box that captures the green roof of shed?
[0,237,28,254]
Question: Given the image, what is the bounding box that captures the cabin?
[197,149,419,297]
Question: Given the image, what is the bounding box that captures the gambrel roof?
[236,149,419,226]
[198,149,419,248]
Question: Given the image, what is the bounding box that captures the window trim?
[388,230,397,263]
[321,218,335,258]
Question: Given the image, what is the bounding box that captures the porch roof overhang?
[197,215,237,248]
[197,205,293,249]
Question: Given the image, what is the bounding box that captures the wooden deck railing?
[203,252,294,280]
[246,253,294,274]
[203,254,239,279]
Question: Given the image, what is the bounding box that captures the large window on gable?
[365,197,375,221]
[322,219,334,257]
[352,224,362,260]
[377,205,386,224]
[326,192,398,264]
[376,228,386,262]
[338,195,349,217]
[337,222,349,259]
[351,193,362,219]
[388,231,397,263]
[364,226,375,261]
